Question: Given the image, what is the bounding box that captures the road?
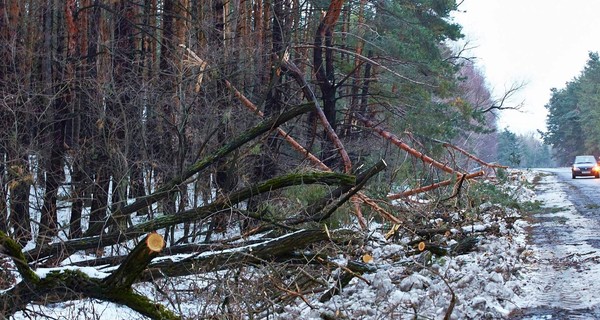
[512,168,600,319]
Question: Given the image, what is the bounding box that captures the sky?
[451,0,600,135]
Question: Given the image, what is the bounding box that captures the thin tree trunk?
[68,0,94,239]
[39,0,74,244]
[314,0,345,167]
[38,140,63,244]
[86,0,111,239]
[244,0,286,231]
[344,0,366,138]
[8,154,31,246]
[89,166,110,237]
[69,165,84,239]
[0,154,7,233]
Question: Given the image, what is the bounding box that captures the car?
[572,155,600,179]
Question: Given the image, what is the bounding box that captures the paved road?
[512,168,600,319]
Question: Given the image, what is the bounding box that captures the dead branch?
[357,193,402,224]
[355,113,456,175]
[280,54,353,173]
[274,283,315,309]
[388,171,484,200]
[224,79,330,171]
[431,137,508,170]
[480,81,526,113]
[319,260,376,302]
[294,45,428,86]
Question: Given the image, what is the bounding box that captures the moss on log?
[0,234,179,320]
[0,231,39,285]
[102,288,179,320]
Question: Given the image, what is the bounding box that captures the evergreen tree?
[575,52,600,155]
[543,52,600,165]
[356,0,480,151]
[543,83,584,165]
[498,129,521,167]
[518,133,555,168]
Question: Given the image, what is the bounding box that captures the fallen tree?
[0,232,178,319]
[3,146,387,319]
[25,170,358,264]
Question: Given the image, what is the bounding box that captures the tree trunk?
[39,0,74,244]
[314,0,345,167]
[38,139,63,244]
[0,231,177,320]
[89,166,110,237]
[8,154,31,246]
[84,0,108,238]
[68,165,84,239]
[244,0,286,231]
[0,153,8,232]
[142,229,358,280]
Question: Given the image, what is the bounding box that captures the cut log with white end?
[146,232,165,253]
[103,232,165,289]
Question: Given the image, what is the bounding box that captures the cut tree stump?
[103,232,165,289]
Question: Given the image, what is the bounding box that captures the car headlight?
[573,166,580,170]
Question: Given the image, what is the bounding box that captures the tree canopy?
[544,52,600,165]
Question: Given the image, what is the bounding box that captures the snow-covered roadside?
[279,170,543,319]
[9,170,571,319]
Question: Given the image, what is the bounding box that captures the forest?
[544,52,600,165]
[0,0,546,318]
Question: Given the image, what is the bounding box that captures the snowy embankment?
[10,170,563,319]
[280,170,549,319]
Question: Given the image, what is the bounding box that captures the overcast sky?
[451,0,600,135]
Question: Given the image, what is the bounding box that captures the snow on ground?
[510,172,600,315]
[277,170,546,319]
[9,169,578,319]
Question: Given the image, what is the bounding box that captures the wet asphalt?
[511,168,600,320]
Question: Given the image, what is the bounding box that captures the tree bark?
[68,165,84,239]
[0,155,7,232]
[356,113,457,175]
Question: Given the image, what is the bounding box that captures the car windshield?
[575,156,596,164]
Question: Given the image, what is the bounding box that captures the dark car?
[572,155,600,179]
